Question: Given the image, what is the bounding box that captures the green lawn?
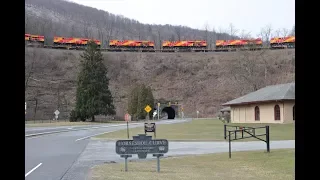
[94,119,295,141]
[90,148,295,180]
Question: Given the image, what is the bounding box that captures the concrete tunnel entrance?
[161,107,176,119]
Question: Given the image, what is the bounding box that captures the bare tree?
[240,30,251,39]
[170,34,175,41]
[174,26,182,41]
[228,23,239,39]
[25,15,29,31]
[137,23,146,40]
[273,29,281,37]
[211,27,217,49]
[157,28,162,49]
[217,27,226,40]
[203,23,210,49]
[83,21,91,38]
[259,24,273,47]
[33,90,40,121]
[95,20,105,47]
[230,50,269,92]
[25,48,39,92]
[282,28,289,37]
[290,25,295,36]
[104,15,115,47]
[70,24,76,37]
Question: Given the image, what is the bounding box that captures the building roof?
[220,107,231,112]
[223,82,295,106]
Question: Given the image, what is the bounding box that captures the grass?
[90,148,295,180]
[94,119,295,141]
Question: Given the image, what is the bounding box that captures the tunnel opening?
[161,107,176,119]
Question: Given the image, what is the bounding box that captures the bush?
[69,110,78,122]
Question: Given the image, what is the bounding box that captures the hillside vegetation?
[25,0,242,49]
[25,48,295,120]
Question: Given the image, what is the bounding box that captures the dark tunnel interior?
[161,107,176,119]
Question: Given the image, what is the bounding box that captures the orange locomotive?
[215,38,262,51]
[162,40,207,52]
[270,36,295,49]
[109,40,155,52]
[53,36,101,49]
[25,34,45,46]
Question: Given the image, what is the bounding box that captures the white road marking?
[25,163,42,177]
[75,130,118,141]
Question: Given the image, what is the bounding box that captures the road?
[25,123,142,136]
[25,119,189,180]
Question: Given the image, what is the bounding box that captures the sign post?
[157,103,160,120]
[116,134,168,172]
[54,110,60,120]
[144,105,152,120]
[124,113,131,139]
[144,123,156,138]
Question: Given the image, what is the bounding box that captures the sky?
[68,0,295,37]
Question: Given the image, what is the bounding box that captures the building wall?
[230,100,295,124]
[283,101,295,123]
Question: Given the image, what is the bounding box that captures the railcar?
[53,36,101,49]
[162,40,207,52]
[270,36,295,49]
[109,40,155,52]
[25,34,45,47]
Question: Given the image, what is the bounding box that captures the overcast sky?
[68,0,295,37]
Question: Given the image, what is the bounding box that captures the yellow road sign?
[145,105,152,113]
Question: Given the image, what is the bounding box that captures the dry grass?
[94,119,295,141]
[90,148,294,180]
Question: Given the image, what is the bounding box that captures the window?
[293,105,295,120]
[254,106,260,121]
[274,105,281,120]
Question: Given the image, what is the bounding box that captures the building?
[222,83,295,124]
[218,106,231,122]
[220,107,231,114]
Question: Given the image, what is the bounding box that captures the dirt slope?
[25,47,295,120]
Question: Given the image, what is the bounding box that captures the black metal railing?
[224,124,270,158]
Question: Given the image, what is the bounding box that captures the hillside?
[25,48,295,120]
[25,0,236,49]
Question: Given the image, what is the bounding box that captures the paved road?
[25,119,189,180]
[25,123,142,136]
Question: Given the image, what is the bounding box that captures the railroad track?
[26,44,295,53]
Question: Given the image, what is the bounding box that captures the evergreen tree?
[73,40,115,122]
[145,86,155,119]
[127,85,139,120]
[127,84,154,120]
